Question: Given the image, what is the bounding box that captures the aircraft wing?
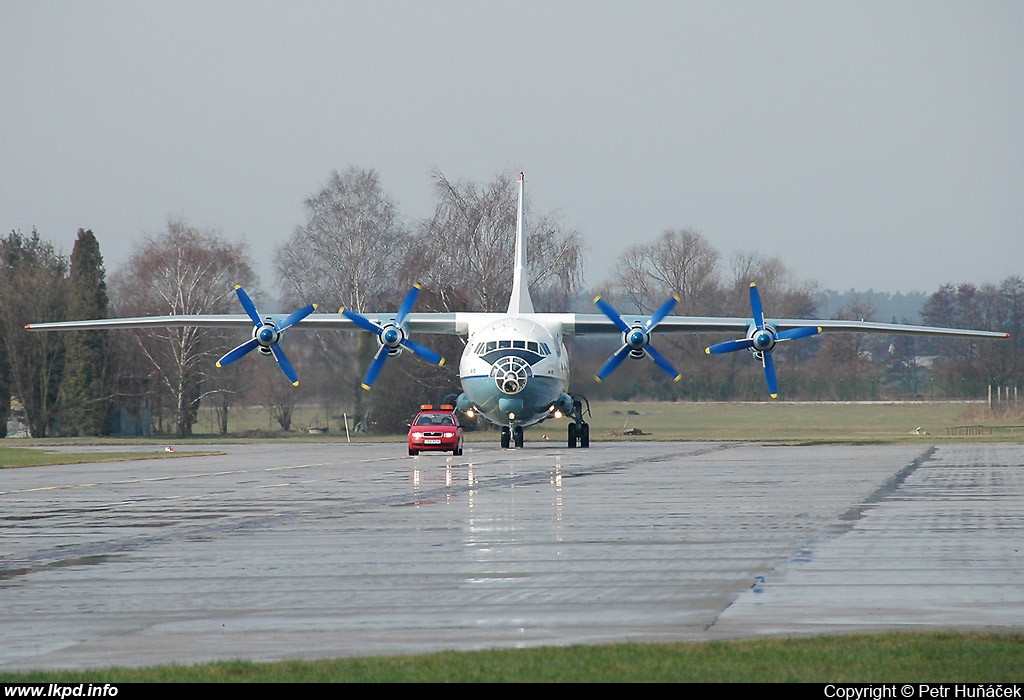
[26,315,258,331]
[26,312,470,335]
[28,312,1009,340]
[565,313,1010,340]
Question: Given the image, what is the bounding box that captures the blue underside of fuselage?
[461,374,564,427]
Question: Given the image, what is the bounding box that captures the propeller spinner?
[593,295,683,382]
[340,284,445,390]
[216,285,317,386]
[705,282,820,398]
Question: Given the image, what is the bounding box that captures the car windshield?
[415,414,453,426]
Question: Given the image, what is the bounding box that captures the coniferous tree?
[58,229,112,435]
[0,331,9,438]
[0,229,67,437]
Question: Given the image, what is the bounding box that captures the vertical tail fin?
[507,171,535,314]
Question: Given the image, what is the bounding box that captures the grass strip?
[1,632,1021,682]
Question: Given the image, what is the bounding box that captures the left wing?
[569,286,1008,396]
[567,313,1010,339]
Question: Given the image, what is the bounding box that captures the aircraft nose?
[490,355,531,395]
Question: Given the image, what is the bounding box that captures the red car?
[408,405,464,456]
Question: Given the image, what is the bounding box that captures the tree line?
[2,167,1021,438]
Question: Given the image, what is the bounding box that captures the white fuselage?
[457,315,571,428]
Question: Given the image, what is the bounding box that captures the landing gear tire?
[513,426,524,448]
[501,426,511,449]
[568,398,590,448]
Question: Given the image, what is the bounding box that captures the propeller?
[216,285,317,386]
[593,295,682,382]
[340,284,445,390]
[705,282,821,398]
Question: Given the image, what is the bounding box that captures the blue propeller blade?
[401,337,445,367]
[706,338,755,355]
[270,343,300,386]
[645,344,683,382]
[342,285,444,390]
[340,307,383,334]
[217,338,260,368]
[594,345,631,382]
[777,326,822,342]
[704,282,820,398]
[762,348,778,398]
[593,295,681,382]
[749,282,766,330]
[275,304,317,333]
[361,347,391,391]
[645,295,681,330]
[594,296,632,334]
[395,284,421,326]
[234,286,263,327]
[218,286,316,385]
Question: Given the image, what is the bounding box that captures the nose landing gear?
[501,425,525,449]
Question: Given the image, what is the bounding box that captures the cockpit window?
[474,339,552,358]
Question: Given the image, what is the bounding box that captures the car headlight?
[411,432,422,439]
[443,432,454,438]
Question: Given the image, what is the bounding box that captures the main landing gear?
[567,397,590,448]
[501,425,524,449]
[499,396,590,450]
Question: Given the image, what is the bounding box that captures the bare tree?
[728,251,817,318]
[275,167,412,428]
[613,228,722,315]
[412,171,585,313]
[110,219,258,437]
[276,167,410,313]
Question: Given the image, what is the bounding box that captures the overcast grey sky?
[3,1,1022,301]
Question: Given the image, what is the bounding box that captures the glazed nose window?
[490,356,531,394]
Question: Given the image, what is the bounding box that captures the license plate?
[424,439,441,445]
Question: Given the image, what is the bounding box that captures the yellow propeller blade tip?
[413,283,422,290]
[749,282,757,288]
[361,383,372,391]
[704,348,711,354]
[439,358,446,367]
[770,393,778,399]
[338,306,345,313]
[594,376,602,383]
[673,374,682,382]
[292,381,300,387]
[312,303,318,310]
[234,284,241,290]
[215,361,222,368]
[592,295,602,303]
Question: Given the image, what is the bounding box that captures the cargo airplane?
[28,173,1009,449]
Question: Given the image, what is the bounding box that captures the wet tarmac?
[1,441,1022,670]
